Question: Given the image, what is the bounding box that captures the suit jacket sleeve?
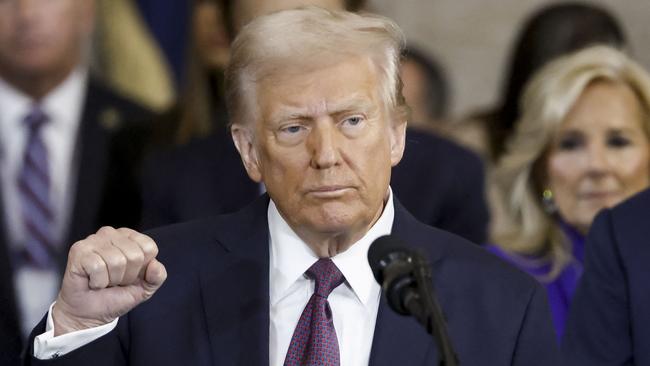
[23,317,126,366]
[511,283,562,366]
[562,210,632,366]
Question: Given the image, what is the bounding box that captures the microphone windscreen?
[368,235,408,284]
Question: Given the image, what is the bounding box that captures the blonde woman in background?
[488,45,650,340]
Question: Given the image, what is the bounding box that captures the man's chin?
[303,207,369,236]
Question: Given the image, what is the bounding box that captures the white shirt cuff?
[33,302,119,360]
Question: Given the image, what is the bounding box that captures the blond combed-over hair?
[224,6,407,128]
[490,45,650,281]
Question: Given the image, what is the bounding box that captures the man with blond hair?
[25,8,557,365]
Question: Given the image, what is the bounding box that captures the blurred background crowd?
[1,0,650,364]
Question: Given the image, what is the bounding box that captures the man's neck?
[0,65,76,101]
[294,201,387,258]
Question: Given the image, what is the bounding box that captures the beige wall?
[367,0,650,118]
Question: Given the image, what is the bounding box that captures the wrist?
[51,301,114,337]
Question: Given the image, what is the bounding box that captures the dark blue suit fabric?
[25,195,557,365]
[563,188,650,365]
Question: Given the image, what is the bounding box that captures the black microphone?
[368,235,459,366]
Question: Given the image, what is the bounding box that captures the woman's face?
[193,1,230,70]
[546,80,650,234]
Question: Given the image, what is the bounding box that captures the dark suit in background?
[24,195,558,365]
[392,128,488,243]
[563,188,650,365]
[141,128,489,243]
[0,79,153,365]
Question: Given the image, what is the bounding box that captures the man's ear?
[389,119,407,167]
[231,124,263,183]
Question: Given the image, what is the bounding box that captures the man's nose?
[308,122,341,169]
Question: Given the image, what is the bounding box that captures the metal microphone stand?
[402,254,460,366]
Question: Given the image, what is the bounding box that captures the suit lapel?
[368,198,444,366]
[64,79,112,255]
[199,196,271,365]
[369,299,436,365]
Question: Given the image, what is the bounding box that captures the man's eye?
[342,116,364,126]
[282,125,303,134]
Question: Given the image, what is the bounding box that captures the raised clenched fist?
[52,226,167,336]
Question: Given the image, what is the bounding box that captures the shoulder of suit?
[601,188,650,256]
[86,77,155,129]
[610,188,650,221]
[144,216,230,270]
[405,128,481,163]
[408,219,540,294]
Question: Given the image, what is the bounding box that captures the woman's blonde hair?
[490,45,650,280]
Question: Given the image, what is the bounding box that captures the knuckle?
[69,240,92,261]
[116,227,133,235]
[85,257,105,275]
[97,226,115,236]
[69,240,84,254]
[141,239,158,257]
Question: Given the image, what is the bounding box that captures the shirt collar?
[0,75,33,140]
[0,68,87,133]
[269,188,394,308]
[40,68,88,134]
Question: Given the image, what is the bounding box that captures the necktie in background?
[17,107,55,269]
[284,258,345,366]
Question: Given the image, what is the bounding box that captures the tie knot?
[23,107,49,130]
[306,258,344,298]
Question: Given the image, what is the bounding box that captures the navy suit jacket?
[25,195,557,365]
[563,188,650,365]
[0,78,153,366]
[141,128,489,244]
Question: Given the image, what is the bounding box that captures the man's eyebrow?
[269,95,377,124]
[268,108,312,124]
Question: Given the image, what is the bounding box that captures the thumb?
[143,259,167,291]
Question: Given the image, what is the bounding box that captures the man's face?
[233,57,406,242]
[0,0,95,80]
[232,0,346,33]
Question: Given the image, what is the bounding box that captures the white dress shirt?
[269,192,392,365]
[35,190,394,364]
[0,70,87,337]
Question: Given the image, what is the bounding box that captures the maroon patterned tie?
[284,258,345,366]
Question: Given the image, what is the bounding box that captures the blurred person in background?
[141,0,490,245]
[488,46,650,340]
[455,2,626,163]
[229,0,366,34]
[151,0,365,147]
[399,46,450,131]
[151,0,232,146]
[563,187,650,365]
[0,1,153,364]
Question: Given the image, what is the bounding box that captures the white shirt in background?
[0,69,88,337]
